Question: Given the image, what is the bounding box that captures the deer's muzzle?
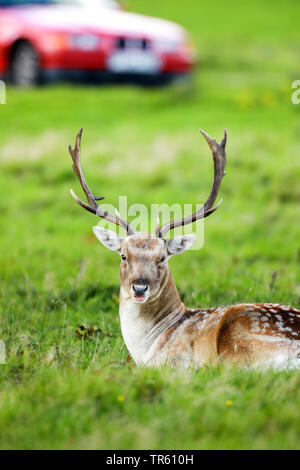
[131,281,150,303]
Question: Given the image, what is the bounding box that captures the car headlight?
[70,34,100,51]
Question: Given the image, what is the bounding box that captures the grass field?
[0,0,300,450]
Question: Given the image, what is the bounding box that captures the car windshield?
[0,0,120,8]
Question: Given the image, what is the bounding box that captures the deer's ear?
[93,227,123,254]
[166,235,196,257]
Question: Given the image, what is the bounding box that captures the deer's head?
[92,230,196,304]
[69,128,227,304]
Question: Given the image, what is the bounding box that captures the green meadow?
[0,0,299,449]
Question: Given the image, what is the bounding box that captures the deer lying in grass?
[69,128,300,369]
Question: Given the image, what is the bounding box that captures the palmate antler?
[69,128,135,235]
[69,128,227,239]
[155,129,227,238]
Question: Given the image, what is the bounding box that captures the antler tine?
[69,128,135,235]
[69,128,98,209]
[156,129,227,238]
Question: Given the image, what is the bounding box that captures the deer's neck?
[119,271,185,365]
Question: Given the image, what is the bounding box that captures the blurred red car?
[0,0,196,86]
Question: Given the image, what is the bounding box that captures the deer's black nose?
[132,284,148,295]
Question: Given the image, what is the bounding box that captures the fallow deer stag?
[69,128,300,369]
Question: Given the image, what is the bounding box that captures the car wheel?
[10,42,40,87]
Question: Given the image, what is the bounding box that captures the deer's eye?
[121,255,126,261]
[159,256,166,263]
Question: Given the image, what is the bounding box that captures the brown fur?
[150,303,300,367]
